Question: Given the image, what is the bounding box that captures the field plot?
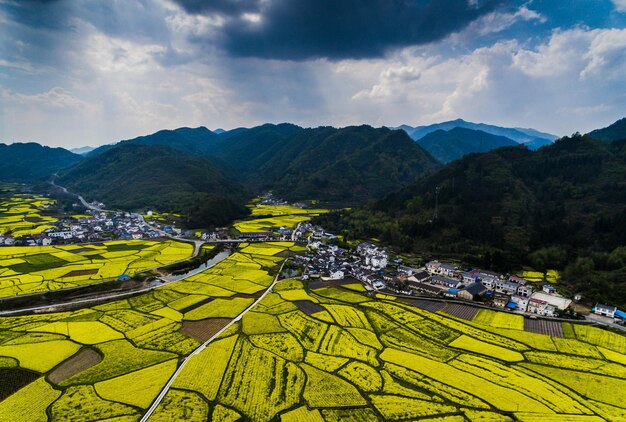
[443,303,478,320]
[473,309,524,330]
[525,318,564,337]
[0,194,58,238]
[399,298,446,312]
[0,239,193,297]
[234,203,329,234]
[249,204,329,217]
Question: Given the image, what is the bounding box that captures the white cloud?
[612,0,626,12]
[512,27,626,81]
[347,28,626,134]
[453,4,546,38]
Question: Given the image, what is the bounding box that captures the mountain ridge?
[0,142,83,182]
[415,127,519,163]
[396,118,558,149]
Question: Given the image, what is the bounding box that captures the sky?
[1,0,625,148]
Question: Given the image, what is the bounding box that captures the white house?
[594,303,617,318]
[510,295,529,312]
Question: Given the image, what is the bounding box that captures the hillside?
[587,117,626,142]
[316,135,626,307]
[399,119,557,149]
[0,143,83,182]
[88,126,220,157]
[210,125,441,205]
[416,127,518,163]
[84,124,440,205]
[58,143,248,227]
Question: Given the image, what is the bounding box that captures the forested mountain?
[0,143,83,182]
[587,117,626,142]
[58,144,248,227]
[415,127,518,163]
[85,123,440,206]
[398,118,558,148]
[316,134,626,307]
[88,126,220,157]
[209,125,441,205]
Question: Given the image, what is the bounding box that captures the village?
[0,209,170,246]
[296,222,626,326]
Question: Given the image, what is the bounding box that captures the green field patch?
[521,363,626,408]
[281,406,325,422]
[242,311,286,335]
[323,304,372,329]
[321,408,379,422]
[218,338,305,421]
[249,333,304,361]
[338,361,382,392]
[301,363,366,408]
[61,340,175,385]
[304,350,349,372]
[184,297,254,320]
[173,334,238,401]
[29,321,124,345]
[10,253,68,273]
[370,394,459,420]
[150,389,209,422]
[473,309,524,331]
[51,385,139,421]
[573,325,626,354]
[312,286,370,303]
[278,311,329,350]
[449,335,524,362]
[380,348,552,413]
[95,359,178,409]
[0,377,60,422]
[0,339,80,372]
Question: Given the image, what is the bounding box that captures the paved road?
[141,260,286,422]
[585,312,626,332]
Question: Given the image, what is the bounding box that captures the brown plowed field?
[48,348,102,384]
[180,318,232,342]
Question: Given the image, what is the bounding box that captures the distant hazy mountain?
[587,117,626,143]
[0,143,83,182]
[70,146,96,155]
[398,119,558,149]
[415,127,518,163]
[209,124,441,205]
[59,143,247,227]
[88,126,220,157]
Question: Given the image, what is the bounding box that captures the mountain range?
[414,127,518,163]
[396,118,559,148]
[0,143,83,182]
[1,117,624,227]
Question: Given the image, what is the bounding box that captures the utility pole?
[433,186,441,221]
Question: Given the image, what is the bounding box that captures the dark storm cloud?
[173,0,508,60]
[173,0,259,15]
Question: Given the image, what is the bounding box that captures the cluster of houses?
[4,211,168,246]
[419,260,572,317]
[299,223,583,318]
[300,233,391,290]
